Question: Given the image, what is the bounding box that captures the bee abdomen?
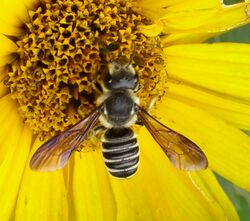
[102,127,139,178]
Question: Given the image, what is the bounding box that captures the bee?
[30,56,208,178]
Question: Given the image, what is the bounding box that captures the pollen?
[5,0,166,142]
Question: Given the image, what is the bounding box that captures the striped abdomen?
[102,127,139,178]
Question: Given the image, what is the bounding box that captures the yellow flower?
[0,0,250,220]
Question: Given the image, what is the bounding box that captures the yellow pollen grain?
[5,0,166,150]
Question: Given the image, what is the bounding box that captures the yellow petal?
[164,43,250,100]
[137,0,222,21]
[70,150,116,221]
[0,125,32,220]
[161,3,250,33]
[23,0,39,10]
[0,0,29,24]
[0,21,24,36]
[166,80,250,130]
[0,94,33,220]
[156,96,250,191]
[139,1,250,34]
[139,23,163,37]
[0,34,18,52]
[0,81,9,98]
[0,34,18,66]
[188,170,239,221]
[0,96,20,163]
[14,138,68,221]
[161,32,217,46]
[0,0,30,36]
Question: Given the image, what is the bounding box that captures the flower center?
[5,0,166,141]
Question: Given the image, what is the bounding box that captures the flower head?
[0,0,250,220]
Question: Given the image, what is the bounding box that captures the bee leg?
[76,126,105,153]
[136,119,144,126]
[134,82,142,93]
[146,96,158,112]
[136,96,158,126]
[129,41,136,63]
[89,125,106,143]
[92,79,103,94]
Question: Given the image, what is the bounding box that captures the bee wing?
[136,106,208,170]
[30,106,103,171]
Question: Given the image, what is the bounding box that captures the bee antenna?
[95,37,114,62]
[126,42,136,67]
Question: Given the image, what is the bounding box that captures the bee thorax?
[102,90,136,127]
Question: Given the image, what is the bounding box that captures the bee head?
[104,59,139,90]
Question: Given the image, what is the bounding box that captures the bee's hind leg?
[146,96,158,112]
[92,79,103,94]
[135,96,158,126]
[89,125,106,143]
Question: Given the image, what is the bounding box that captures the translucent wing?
[136,106,208,170]
[30,106,103,171]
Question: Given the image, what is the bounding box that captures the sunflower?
[1,0,250,220]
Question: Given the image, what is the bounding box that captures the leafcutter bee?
[30,57,208,178]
